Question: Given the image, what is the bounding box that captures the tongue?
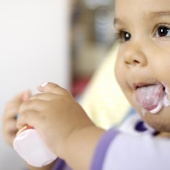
[136,84,164,111]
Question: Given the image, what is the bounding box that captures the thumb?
[37,82,68,95]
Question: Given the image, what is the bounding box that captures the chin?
[143,108,170,132]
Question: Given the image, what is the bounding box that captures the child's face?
[114,0,170,132]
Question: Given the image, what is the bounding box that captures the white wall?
[0,1,70,169]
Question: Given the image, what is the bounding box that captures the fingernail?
[40,82,48,87]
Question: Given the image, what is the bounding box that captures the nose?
[124,44,147,67]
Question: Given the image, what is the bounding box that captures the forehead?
[114,0,170,17]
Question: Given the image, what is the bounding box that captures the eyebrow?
[114,11,170,26]
[113,18,122,26]
[148,11,170,19]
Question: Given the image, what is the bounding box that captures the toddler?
[3,0,170,169]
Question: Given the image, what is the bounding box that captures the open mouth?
[134,83,170,114]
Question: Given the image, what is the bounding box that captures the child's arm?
[17,82,105,170]
[15,82,170,170]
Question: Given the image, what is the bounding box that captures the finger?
[12,90,31,102]
[3,104,19,121]
[4,90,32,120]
[29,93,57,101]
[19,99,46,114]
[18,98,48,129]
[16,110,39,129]
[28,92,68,101]
[3,98,24,120]
[21,90,32,101]
[3,119,18,134]
[2,119,18,145]
[37,82,69,95]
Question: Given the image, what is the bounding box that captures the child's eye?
[122,31,131,41]
[115,31,131,43]
[156,25,170,37]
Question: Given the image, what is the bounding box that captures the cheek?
[115,61,138,110]
[114,59,132,101]
[114,59,129,100]
[114,57,124,86]
[114,50,137,108]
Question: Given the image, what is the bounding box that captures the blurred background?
[0,0,116,169]
[71,0,115,99]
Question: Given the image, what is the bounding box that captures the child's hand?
[17,82,96,156]
[2,91,31,146]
